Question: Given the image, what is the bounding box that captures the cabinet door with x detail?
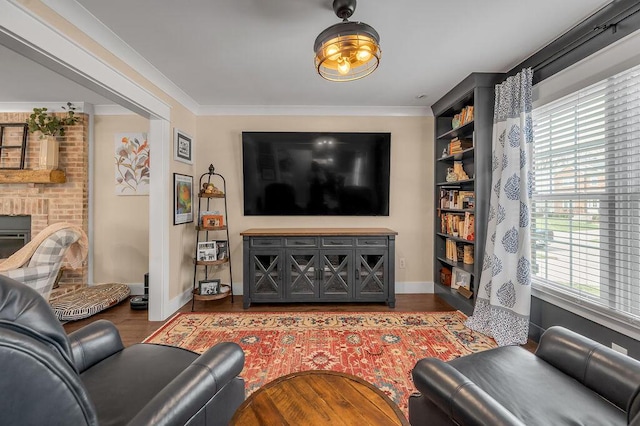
[355,249,388,300]
[319,250,353,299]
[285,250,320,299]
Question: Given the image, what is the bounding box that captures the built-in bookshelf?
[432,73,504,314]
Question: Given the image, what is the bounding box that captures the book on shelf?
[446,239,458,262]
[448,137,473,154]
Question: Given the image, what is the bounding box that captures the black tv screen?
[242,132,390,216]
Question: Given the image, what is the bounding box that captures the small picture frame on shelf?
[199,279,220,295]
[216,240,228,260]
[451,267,471,290]
[202,214,224,228]
[197,241,217,261]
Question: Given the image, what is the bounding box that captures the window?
[532,63,640,324]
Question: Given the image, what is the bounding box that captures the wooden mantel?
[0,169,66,184]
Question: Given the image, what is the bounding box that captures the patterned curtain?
[466,68,534,346]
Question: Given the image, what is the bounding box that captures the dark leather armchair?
[410,326,640,426]
[0,275,245,425]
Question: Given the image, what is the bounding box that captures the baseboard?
[225,281,433,297]
[395,281,434,294]
[126,282,144,295]
[169,287,194,314]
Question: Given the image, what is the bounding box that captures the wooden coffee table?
[230,370,409,425]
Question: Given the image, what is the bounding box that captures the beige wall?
[93,115,150,285]
[195,115,435,293]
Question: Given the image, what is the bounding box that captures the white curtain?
[466,68,534,346]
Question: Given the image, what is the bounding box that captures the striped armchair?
[0,225,87,300]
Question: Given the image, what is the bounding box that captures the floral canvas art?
[115,133,150,195]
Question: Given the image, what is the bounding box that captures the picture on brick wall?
[115,133,149,195]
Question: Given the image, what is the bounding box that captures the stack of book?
[452,105,474,128]
[448,137,473,154]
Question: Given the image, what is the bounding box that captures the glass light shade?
[38,135,59,170]
[314,21,381,82]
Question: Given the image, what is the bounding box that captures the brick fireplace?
[0,112,89,285]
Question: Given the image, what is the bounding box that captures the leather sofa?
[0,275,245,425]
[410,326,640,426]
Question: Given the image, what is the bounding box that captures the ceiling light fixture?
[314,0,381,82]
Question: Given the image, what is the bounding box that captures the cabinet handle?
[356,268,361,279]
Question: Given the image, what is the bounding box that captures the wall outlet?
[399,258,406,269]
[612,342,628,355]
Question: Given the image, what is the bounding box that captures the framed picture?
[199,279,220,295]
[202,214,224,228]
[216,240,228,260]
[197,241,217,261]
[174,129,193,164]
[173,173,194,225]
[451,267,471,290]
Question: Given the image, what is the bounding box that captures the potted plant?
[26,102,80,170]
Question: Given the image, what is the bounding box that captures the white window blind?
[532,62,640,323]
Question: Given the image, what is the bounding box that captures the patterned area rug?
[144,311,496,417]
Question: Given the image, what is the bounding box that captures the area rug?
[144,311,496,417]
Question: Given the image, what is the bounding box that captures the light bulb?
[325,44,340,61]
[356,46,372,62]
[337,59,351,75]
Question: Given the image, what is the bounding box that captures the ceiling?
[1,0,612,112]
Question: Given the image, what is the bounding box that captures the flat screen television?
[242,132,390,216]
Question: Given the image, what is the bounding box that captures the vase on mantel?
[37,134,59,170]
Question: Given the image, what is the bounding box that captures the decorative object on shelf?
[446,168,458,182]
[201,214,224,228]
[314,0,381,82]
[463,245,474,265]
[115,133,149,195]
[192,164,234,309]
[201,182,224,196]
[442,148,448,158]
[440,267,452,286]
[26,102,79,170]
[199,279,221,295]
[197,241,217,261]
[453,161,469,180]
[173,128,193,164]
[173,173,194,225]
[451,267,471,291]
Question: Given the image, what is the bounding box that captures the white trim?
[148,118,171,321]
[168,287,194,315]
[0,0,171,121]
[532,285,640,341]
[197,105,433,117]
[395,281,434,294]
[40,0,199,115]
[0,101,87,113]
[93,104,135,116]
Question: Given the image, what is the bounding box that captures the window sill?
[532,284,640,341]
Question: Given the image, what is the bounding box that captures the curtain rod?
[507,0,640,84]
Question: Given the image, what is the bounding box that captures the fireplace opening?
[0,215,31,259]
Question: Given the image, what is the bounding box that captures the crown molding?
[197,105,433,117]
[41,0,199,114]
[0,102,86,113]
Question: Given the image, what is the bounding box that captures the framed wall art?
[173,173,194,225]
[174,129,193,164]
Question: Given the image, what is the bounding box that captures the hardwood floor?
[62,294,454,347]
[62,293,537,352]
